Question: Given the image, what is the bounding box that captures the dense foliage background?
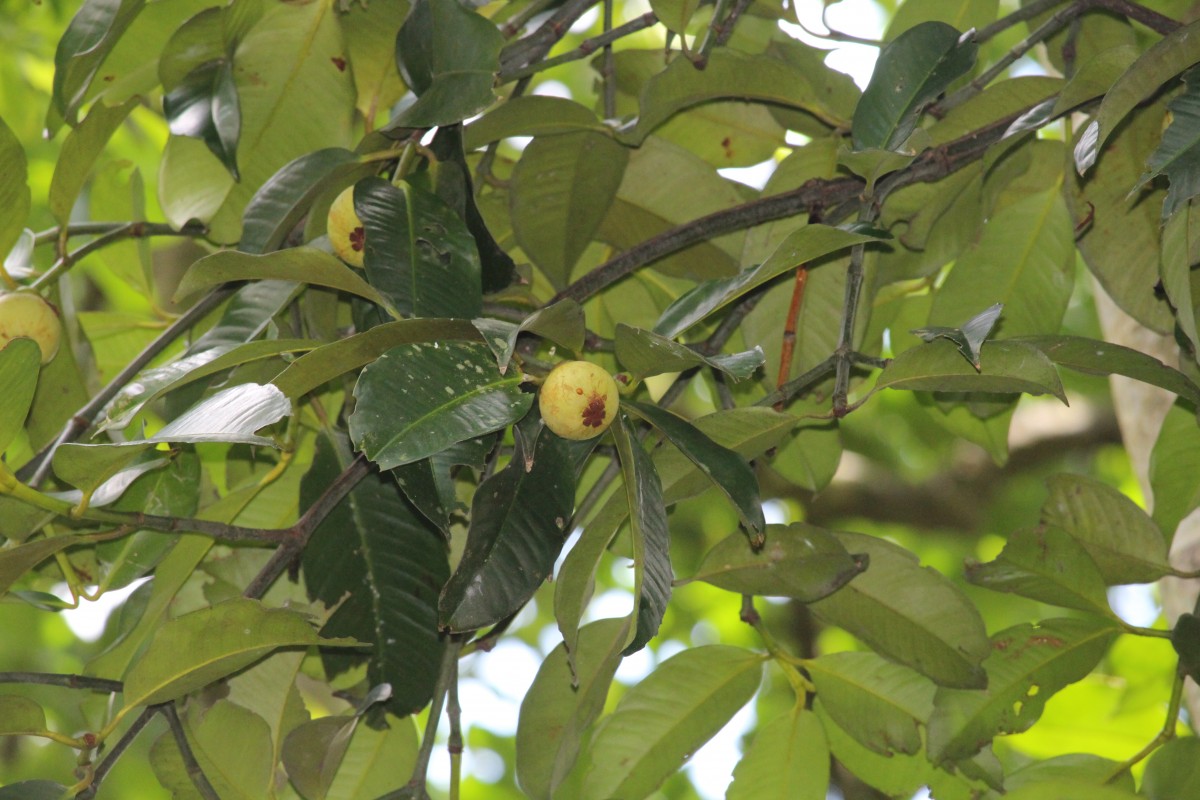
[4,0,1200,798]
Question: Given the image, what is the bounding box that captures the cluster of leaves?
[7,0,1200,798]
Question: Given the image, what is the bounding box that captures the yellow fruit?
[327,185,366,268]
[0,292,61,365]
[538,360,619,440]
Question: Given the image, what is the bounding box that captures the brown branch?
[0,672,123,693]
[162,703,221,800]
[498,0,602,75]
[75,705,159,800]
[1094,0,1180,35]
[774,265,809,411]
[499,11,659,83]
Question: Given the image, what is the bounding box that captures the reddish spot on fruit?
[350,226,365,252]
[575,387,584,395]
[721,136,734,159]
[331,57,347,71]
[582,395,607,428]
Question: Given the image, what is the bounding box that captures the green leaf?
[623,400,764,539]
[650,0,700,35]
[1006,754,1135,794]
[0,536,90,597]
[0,695,47,735]
[0,782,68,800]
[512,131,628,288]
[439,427,575,632]
[965,525,1114,615]
[355,177,483,319]
[1160,202,1200,357]
[283,715,359,800]
[0,339,40,454]
[806,651,935,756]
[633,48,850,143]
[50,442,155,500]
[1002,780,1141,800]
[1138,67,1200,217]
[927,617,1120,765]
[390,0,503,127]
[48,97,137,225]
[174,247,393,310]
[615,324,764,382]
[878,339,1066,401]
[811,531,991,688]
[1075,19,1200,173]
[49,0,144,128]
[240,147,359,255]
[474,299,586,373]
[1019,335,1200,408]
[516,618,628,799]
[726,708,829,800]
[150,383,291,448]
[654,224,885,339]
[164,57,240,179]
[911,302,1003,370]
[581,646,763,800]
[122,598,356,708]
[1151,403,1200,543]
[0,118,30,266]
[463,96,606,148]
[1040,473,1170,584]
[302,432,448,717]
[852,22,978,151]
[349,341,530,470]
[339,0,410,122]
[151,700,274,800]
[682,522,865,601]
[324,714,419,800]
[611,411,672,655]
[1142,737,1200,799]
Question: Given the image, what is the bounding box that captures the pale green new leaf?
[0,695,48,735]
[1151,403,1200,543]
[581,646,763,800]
[726,708,828,800]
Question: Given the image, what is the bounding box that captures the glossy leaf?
[511,131,628,288]
[615,324,764,381]
[121,598,356,708]
[390,0,503,127]
[174,247,392,310]
[240,147,359,254]
[927,617,1120,765]
[682,522,865,600]
[516,618,628,799]
[1075,19,1200,173]
[726,707,828,800]
[878,339,1066,401]
[349,341,530,470]
[811,531,991,688]
[633,48,850,143]
[48,97,137,225]
[581,646,763,800]
[611,411,672,655]
[0,339,40,454]
[150,383,291,448]
[1040,473,1170,584]
[853,22,978,151]
[623,400,764,539]
[1020,335,1200,408]
[302,432,448,717]
[805,651,935,756]
[654,224,885,338]
[439,427,574,632]
[49,0,144,128]
[164,57,240,178]
[355,177,483,319]
[965,525,1113,615]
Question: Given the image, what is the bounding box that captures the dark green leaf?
[911,302,1003,369]
[1040,473,1169,584]
[853,22,978,151]
[474,299,585,372]
[878,339,1066,401]
[682,522,864,600]
[439,428,574,631]
[965,525,1114,615]
[615,324,764,381]
[49,0,144,129]
[516,618,628,799]
[349,341,530,470]
[303,432,448,716]
[623,400,764,539]
[240,147,359,255]
[1172,613,1200,682]
[811,531,991,688]
[927,617,1120,765]
[654,224,885,339]
[1139,67,1200,217]
[512,132,628,288]
[806,651,935,756]
[0,782,69,800]
[355,178,483,319]
[1019,334,1200,408]
[581,646,762,800]
[163,57,240,179]
[611,411,671,655]
[390,0,503,127]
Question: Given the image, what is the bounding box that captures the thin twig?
[74,705,160,800]
[32,220,208,247]
[602,0,617,118]
[162,703,222,800]
[446,657,463,800]
[0,672,122,693]
[831,236,871,416]
[498,0,601,75]
[972,0,1068,46]
[499,11,658,83]
[1094,0,1180,35]
[774,265,809,411]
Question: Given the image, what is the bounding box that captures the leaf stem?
[74,705,160,800]
[1105,666,1184,782]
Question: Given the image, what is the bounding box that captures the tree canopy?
[2,0,1200,798]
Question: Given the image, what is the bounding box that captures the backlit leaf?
[726,708,828,800]
[966,525,1113,615]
